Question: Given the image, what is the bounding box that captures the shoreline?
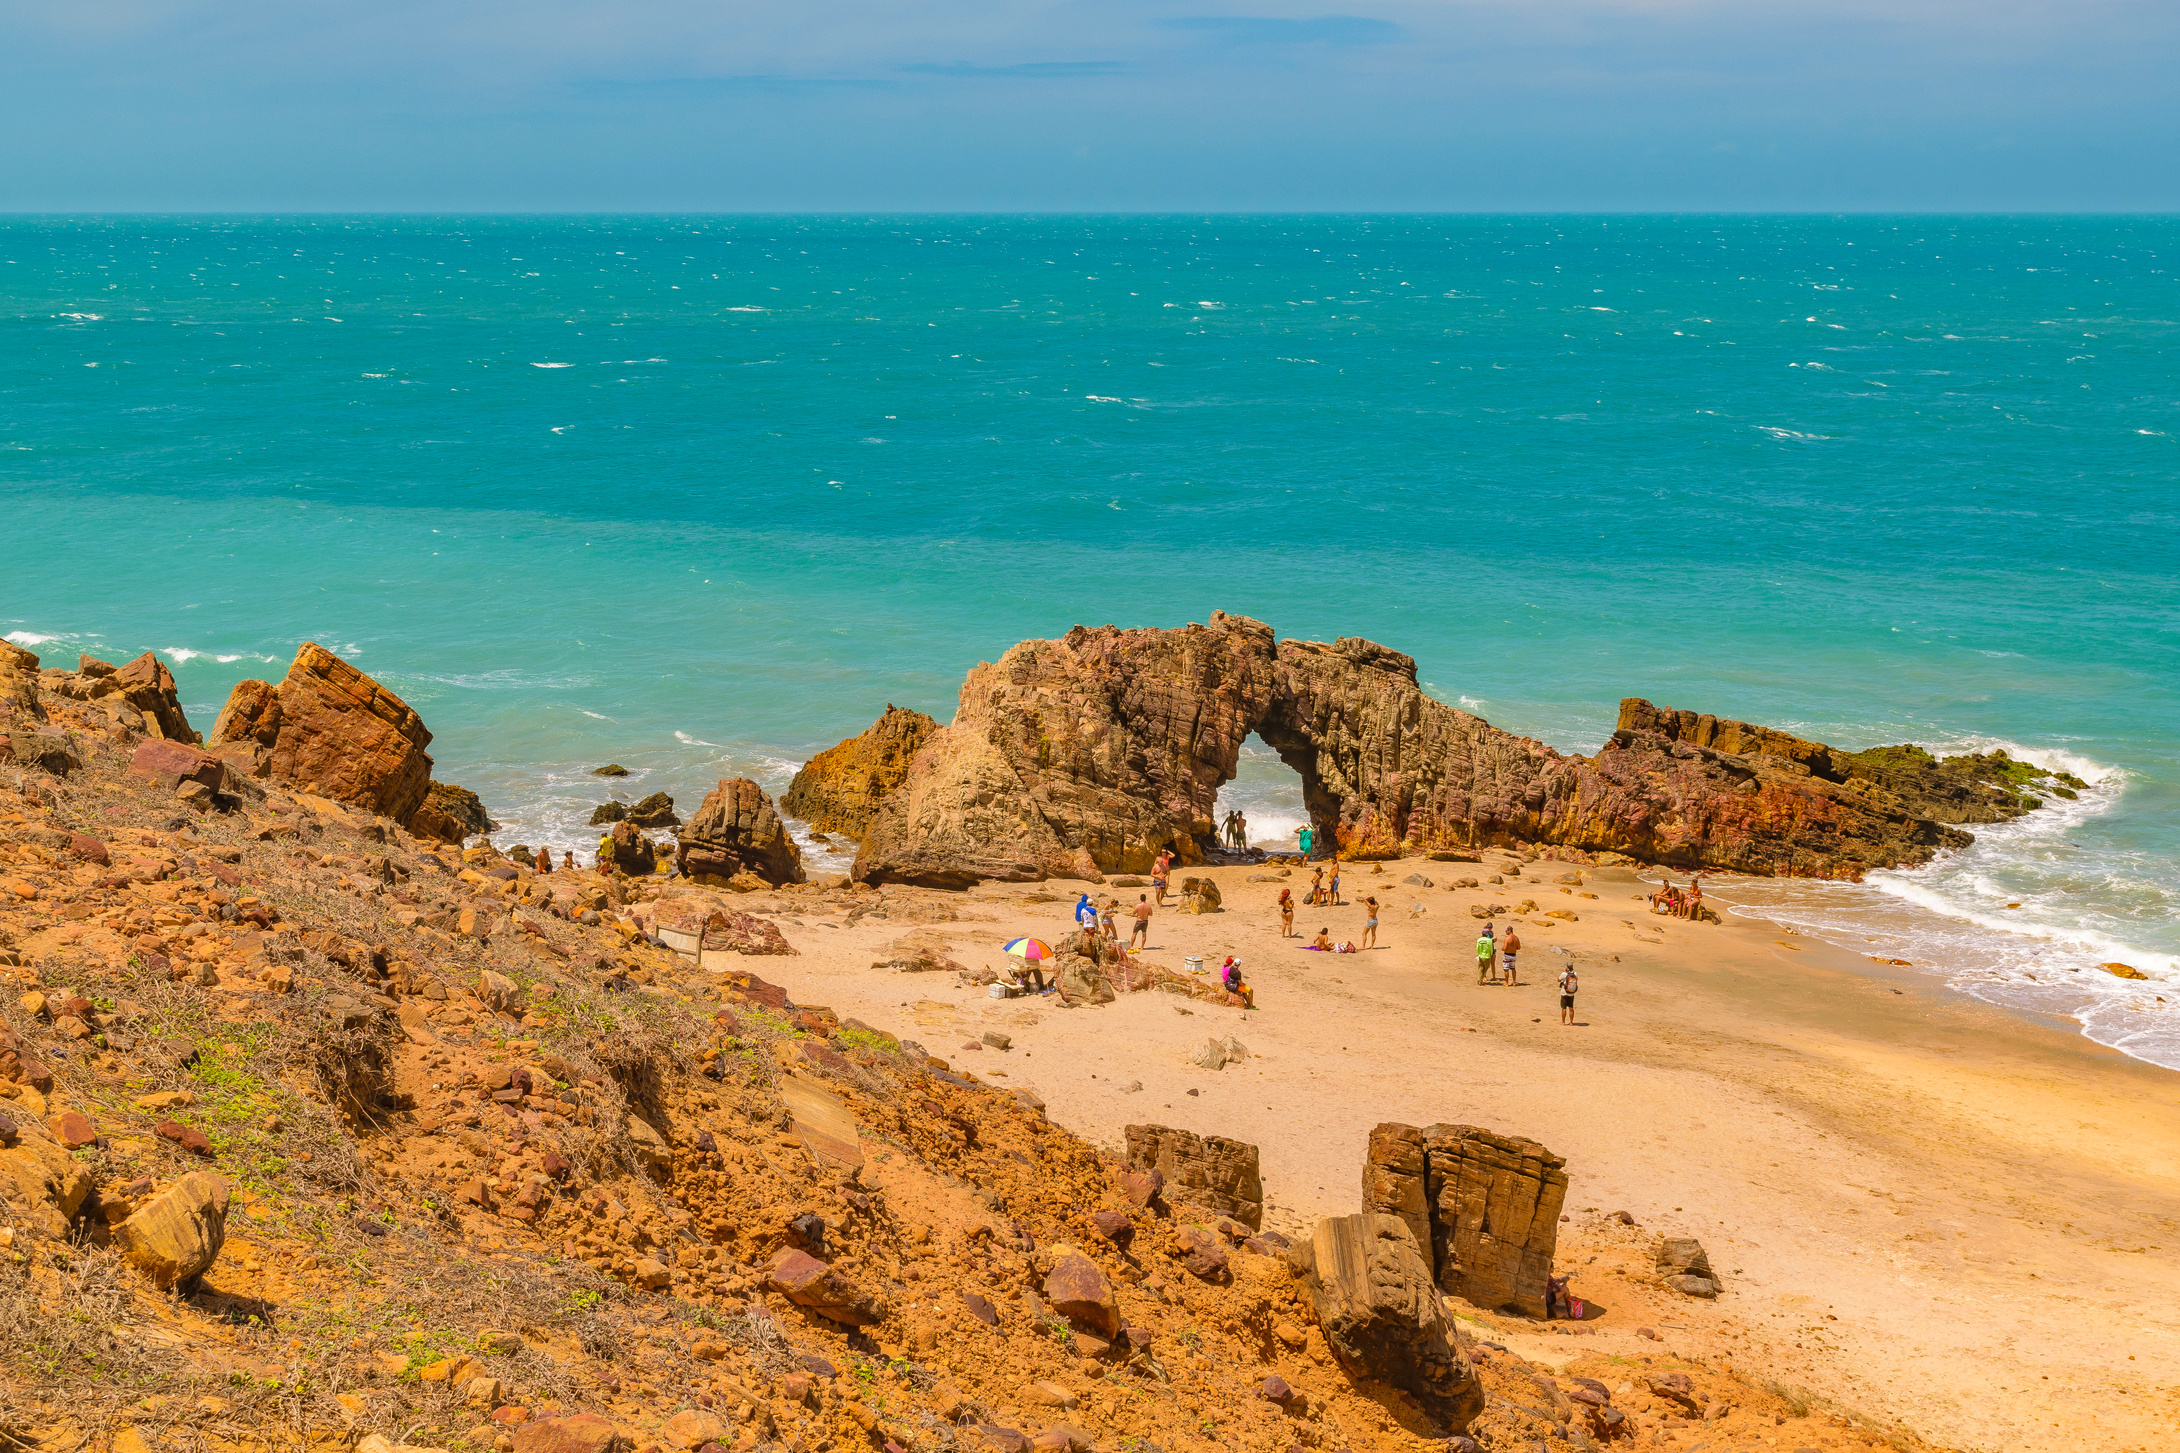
[721,854,2180,1453]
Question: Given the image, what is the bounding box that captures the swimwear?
[1364,918,1378,929]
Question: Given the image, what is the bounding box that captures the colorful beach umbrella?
[1003,937,1055,961]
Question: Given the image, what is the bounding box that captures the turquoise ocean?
[2,215,2174,1065]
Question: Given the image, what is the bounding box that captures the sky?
[3,0,2178,211]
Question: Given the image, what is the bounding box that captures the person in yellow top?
[596,833,614,873]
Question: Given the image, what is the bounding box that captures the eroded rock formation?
[1293,1213,1484,1433]
[783,704,938,840]
[676,778,806,886]
[1125,1123,1264,1229]
[210,643,435,822]
[846,615,2044,886]
[1363,1122,1566,1319]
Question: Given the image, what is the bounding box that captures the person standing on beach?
[1130,893,1153,950]
[1327,860,1342,905]
[1475,926,1498,984]
[1074,892,1099,936]
[1360,896,1380,949]
[1298,824,1314,859]
[1278,888,1295,938]
[1152,850,1172,906]
[1307,866,1324,906]
[535,846,552,873]
[596,832,614,874]
[1234,811,1248,851]
[562,850,575,871]
[1500,927,1521,985]
[1559,961,1580,1025]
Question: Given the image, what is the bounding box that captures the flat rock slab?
[779,1076,864,1169]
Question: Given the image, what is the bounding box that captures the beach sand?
[714,852,2179,1453]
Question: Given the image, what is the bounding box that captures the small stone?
[49,1110,99,1149]
[1260,1375,1294,1404]
[632,1257,672,1289]
[963,1290,999,1325]
[1021,1381,1076,1409]
[153,1120,215,1157]
[660,1409,729,1450]
[1089,1210,1135,1249]
[1173,1224,1228,1281]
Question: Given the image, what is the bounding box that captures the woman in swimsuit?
[1308,866,1324,906]
[1278,888,1295,938]
[1360,896,1379,949]
[1311,928,1334,951]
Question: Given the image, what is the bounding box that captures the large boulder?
[783,704,940,841]
[763,1248,885,1326]
[209,643,435,823]
[0,640,47,721]
[115,1171,231,1288]
[409,780,495,843]
[128,738,227,795]
[1054,955,1114,1006]
[677,778,805,886]
[0,1132,94,1240]
[606,820,656,876]
[512,1415,630,1453]
[1124,1124,1263,1228]
[108,652,196,742]
[1364,1122,1566,1318]
[627,791,678,828]
[1293,1214,1482,1432]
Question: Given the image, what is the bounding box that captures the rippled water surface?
[3,214,2174,1061]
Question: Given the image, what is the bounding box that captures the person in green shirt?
[1298,824,1314,857]
[1475,926,1498,985]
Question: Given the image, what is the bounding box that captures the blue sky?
[4,0,2176,210]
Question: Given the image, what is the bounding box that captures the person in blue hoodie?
[1074,893,1099,934]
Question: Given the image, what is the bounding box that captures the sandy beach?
[719,853,2180,1453]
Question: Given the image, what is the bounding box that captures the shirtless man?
[1130,894,1153,950]
[1500,926,1521,985]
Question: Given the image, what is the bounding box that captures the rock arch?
[797,613,2004,887]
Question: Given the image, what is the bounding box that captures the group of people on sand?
[1476,922,1582,1024]
[1648,876,1704,918]
[1218,810,1250,851]
[1075,890,1156,951]
[1277,881,1381,954]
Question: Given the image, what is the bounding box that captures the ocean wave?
[5,631,62,646]
[674,731,724,748]
[529,362,573,369]
[1756,426,1830,441]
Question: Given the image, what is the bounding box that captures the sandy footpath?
[715,851,2178,1453]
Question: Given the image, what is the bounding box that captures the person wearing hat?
[1475,924,1498,984]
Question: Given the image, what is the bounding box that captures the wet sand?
[733,852,2180,1453]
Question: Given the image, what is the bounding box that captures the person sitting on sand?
[1130,894,1153,949]
[1008,961,1048,994]
[1311,928,1334,951]
[1360,896,1380,949]
[1475,926,1498,984]
[1278,888,1295,938]
[562,850,575,871]
[1221,956,1255,1007]
[1500,927,1520,985]
[1689,878,1704,919]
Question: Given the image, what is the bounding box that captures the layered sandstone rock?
[1293,1214,1483,1432]
[852,616,2016,885]
[677,778,805,886]
[1364,1121,1566,1318]
[783,705,939,839]
[855,614,1278,886]
[210,644,436,823]
[1124,1123,1263,1228]
[108,652,196,741]
[0,640,46,721]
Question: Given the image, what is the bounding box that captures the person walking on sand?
[1278,888,1295,938]
[1360,896,1380,949]
[1475,925,1498,984]
[1500,926,1521,985]
[1130,893,1153,950]
[1559,961,1580,1025]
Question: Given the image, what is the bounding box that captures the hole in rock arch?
[1212,734,1311,852]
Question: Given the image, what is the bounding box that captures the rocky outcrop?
[1292,1214,1483,1433]
[0,640,47,721]
[677,778,806,886]
[855,614,1279,886]
[850,616,2028,886]
[1364,1122,1566,1318]
[210,644,435,823]
[103,652,197,742]
[410,781,495,844]
[1124,1124,1263,1228]
[784,705,939,839]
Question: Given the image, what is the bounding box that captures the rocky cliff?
[677,777,807,886]
[848,618,2063,887]
[783,704,939,840]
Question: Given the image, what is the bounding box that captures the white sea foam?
[674,731,723,748]
[727,306,767,313]
[57,313,103,321]
[5,631,60,646]
[529,362,573,368]
[580,710,614,721]
[1083,395,1123,403]
[1756,426,1829,441]
[160,646,206,663]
